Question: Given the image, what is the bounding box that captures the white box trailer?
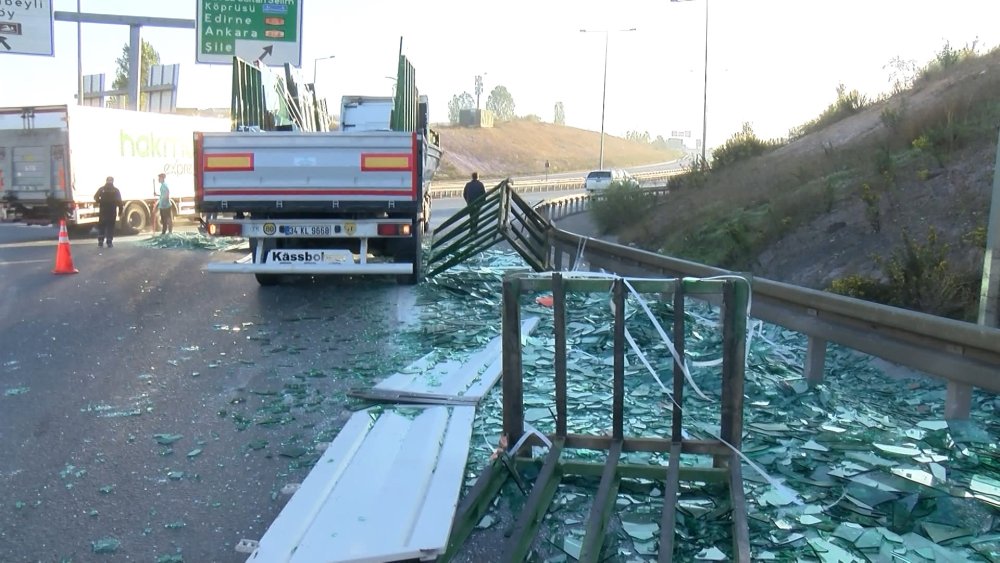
[0,105,230,228]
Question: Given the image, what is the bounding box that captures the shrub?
[828,274,891,303]
[710,122,783,171]
[962,226,987,248]
[829,228,976,319]
[881,227,975,318]
[790,83,872,138]
[860,183,881,233]
[590,180,656,234]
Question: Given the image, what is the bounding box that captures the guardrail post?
[945,382,972,420]
[805,337,827,386]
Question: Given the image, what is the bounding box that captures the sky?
[2,0,999,151]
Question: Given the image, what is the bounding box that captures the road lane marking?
[0,259,50,266]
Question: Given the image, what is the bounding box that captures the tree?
[626,130,651,144]
[553,101,565,125]
[475,75,485,110]
[112,40,161,109]
[447,92,475,124]
[486,85,515,121]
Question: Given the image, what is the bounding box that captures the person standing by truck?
[156,172,173,235]
[94,177,123,248]
[462,172,486,233]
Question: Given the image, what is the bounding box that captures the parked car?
[585,169,635,194]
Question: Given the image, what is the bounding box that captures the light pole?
[312,54,336,88]
[671,0,709,167]
[580,28,636,170]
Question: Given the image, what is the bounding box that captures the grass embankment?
[434,119,683,180]
[595,44,1000,320]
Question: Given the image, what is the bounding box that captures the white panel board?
[248,405,476,563]
[374,316,540,401]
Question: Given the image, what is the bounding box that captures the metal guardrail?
[534,195,1000,419]
[428,169,682,199]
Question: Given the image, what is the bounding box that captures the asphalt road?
[0,191,576,562]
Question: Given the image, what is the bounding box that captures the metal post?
[76,0,83,106]
[599,32,608,170]
[978,127,1000,328]
[127,24,142,111]
[581,28,635,171]
[805,336,827,386]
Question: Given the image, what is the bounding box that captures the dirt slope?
[434,120,683,180]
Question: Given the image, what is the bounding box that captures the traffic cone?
[53,219,79,275]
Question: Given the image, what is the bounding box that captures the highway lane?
[0,189,574,561]
[0,228,420,561]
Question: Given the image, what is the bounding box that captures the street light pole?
[312,54,335,88]
[581,28,636,170]
[701,0,709,167]
[672,0,709,167]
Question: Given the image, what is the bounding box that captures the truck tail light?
[194,133,204,203]
[208,223,242,237]
[377,223,411,236]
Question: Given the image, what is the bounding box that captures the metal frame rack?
[444,272,752,562]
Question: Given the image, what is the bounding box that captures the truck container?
[0,105,229,229]
[198,52,441,285]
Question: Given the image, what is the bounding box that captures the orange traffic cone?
[53,219,79,275]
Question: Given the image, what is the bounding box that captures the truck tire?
[250,237,280,286]
[123,202,150,233]
[397,219,423,285]
[255,273,280,286]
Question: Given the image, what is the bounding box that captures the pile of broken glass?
[407,250,999,562]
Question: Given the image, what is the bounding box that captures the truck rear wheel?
[250,238,281,286]
[123,202,150,233]
[255,273,280,286]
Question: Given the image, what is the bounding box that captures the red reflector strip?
[208,223,243,237]
[204,153,255,172]
[361,153,413,171]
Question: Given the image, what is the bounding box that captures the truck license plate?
[280,225,332,236]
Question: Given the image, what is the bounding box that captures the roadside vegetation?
[435,119,682,181]
[609,41,998,321]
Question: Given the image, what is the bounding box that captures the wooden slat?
[553,273,568,436]
[612,279,625,440]
[657,443,683,562]
[502,276,525,449]
[579,441,622,563]
[560,434,730,456]
[501,440,565,562]
[672,285,685,443]
[729,457,752,562]
[551,460,728,484]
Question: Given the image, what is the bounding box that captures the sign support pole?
[128,24,141,111]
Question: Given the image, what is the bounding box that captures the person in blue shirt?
[156,172,172,235]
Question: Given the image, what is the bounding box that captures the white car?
[584,169,635,193]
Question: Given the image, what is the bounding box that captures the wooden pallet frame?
[444,272,752,562]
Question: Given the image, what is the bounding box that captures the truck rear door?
[0,108,71,206]
[196,131,420,213]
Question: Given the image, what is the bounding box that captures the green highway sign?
[196,0,302,67]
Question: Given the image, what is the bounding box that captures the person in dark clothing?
[462,172,486,233]
[94,176,123,248]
